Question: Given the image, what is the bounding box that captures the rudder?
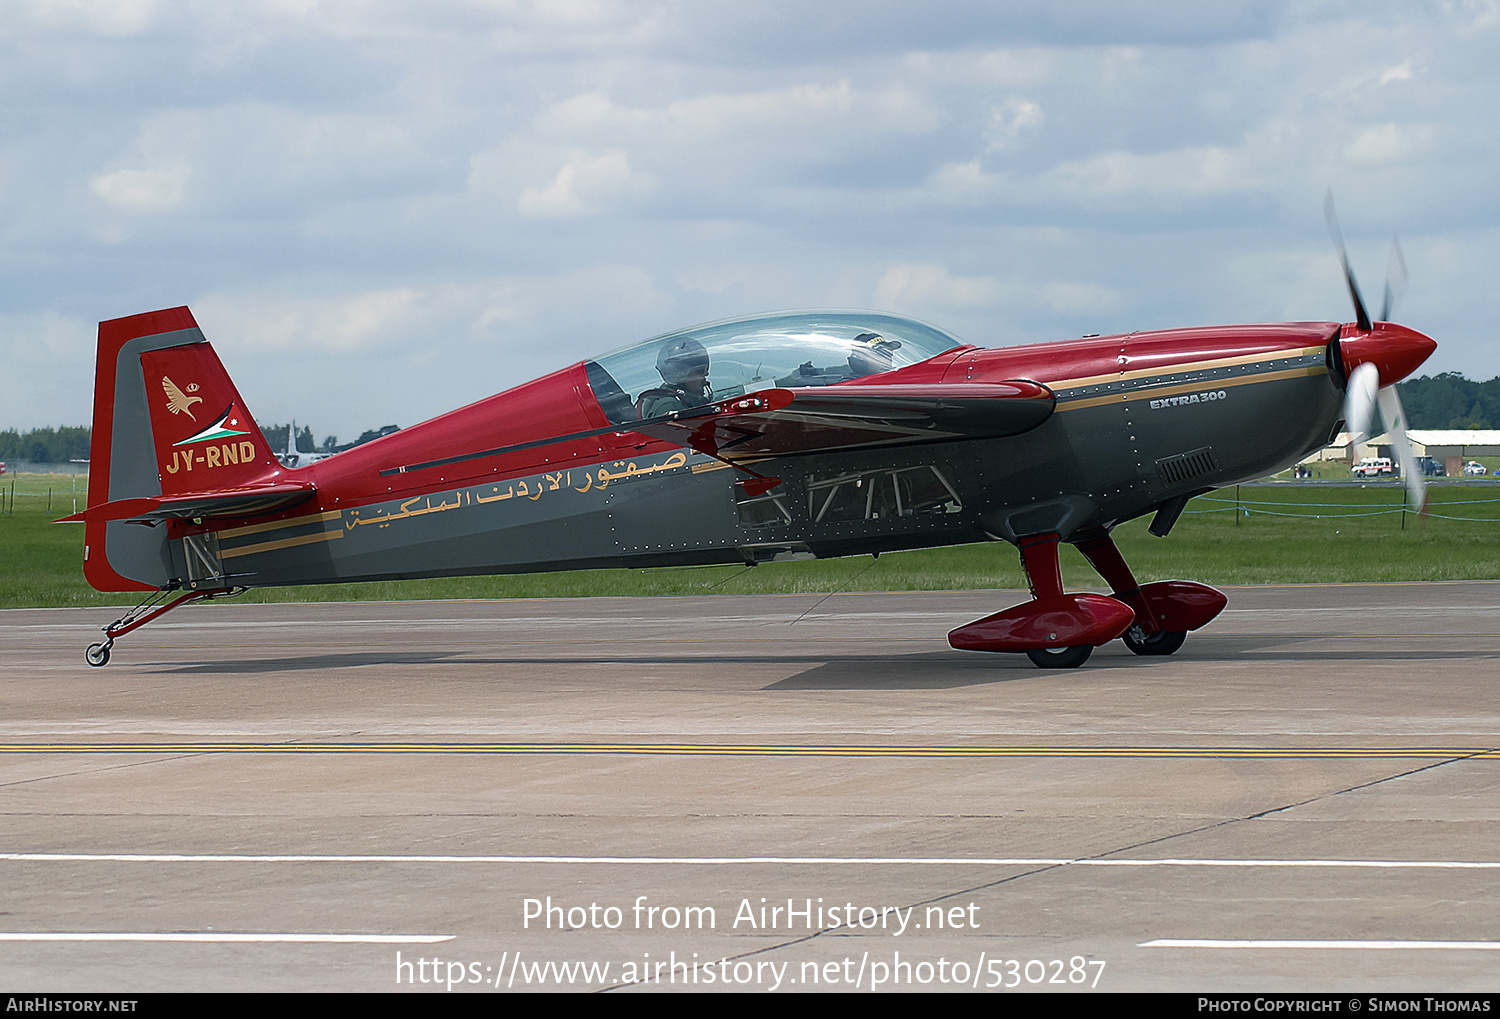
[81,308,279,592]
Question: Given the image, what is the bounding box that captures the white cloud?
[542,91,647,134]
[673,266,746,296]
[524,79,941,161]
[0,311,96,428]
[90,162,192,213]
[875,263,1003,312]
[87,103,436,217]
[872,262,1121,328]
[481,77,944,213]
[927,158,994,202]
[186,265,675,433]
[195,266,670,360]
[518,149,647,216]
[928,110,1316,210]
[906,47,1056,87]
[985,98,1043,150]
[925,142,1269,210]
[1344,122,1435,163]
[1030,280,1121,316]
[1054,144,1253,198]
[4,0,158,35]
[668,79,854,130]
[665,79,940,137]
[197,287,428,355]
[1378,60,1414,85]
[1449,0,1500,31]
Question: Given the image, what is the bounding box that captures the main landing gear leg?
[1071,530,1226,657]
[1016,535,1097,668]
[85,583,242,667]
[947,533,1135,669]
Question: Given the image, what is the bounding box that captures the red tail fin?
[139,342,277,493]
[78,307,281,592]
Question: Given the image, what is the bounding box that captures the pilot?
[778,332,904,386]
[845,332,902,377]
[637,338,712,418]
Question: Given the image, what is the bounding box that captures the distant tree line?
[1,423,400,463]
[1397,374,1500,430]
[0,426,91,463]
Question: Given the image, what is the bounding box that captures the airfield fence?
[1189,492,1500,522]
[0,478,85,517]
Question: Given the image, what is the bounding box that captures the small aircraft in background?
[64,219,1435,669]
[277,421,331,470]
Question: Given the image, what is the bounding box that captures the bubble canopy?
[584,311,967,424]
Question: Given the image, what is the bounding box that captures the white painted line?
[1074,858,1500,869]
[0,932,453,943]
[1142,939,1500,951]
[3,853,1499,868]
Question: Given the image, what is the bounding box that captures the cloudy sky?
[3,0,1497,439]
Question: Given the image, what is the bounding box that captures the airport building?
[1305,429,1500,473]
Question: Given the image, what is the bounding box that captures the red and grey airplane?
[64,253,1435,668]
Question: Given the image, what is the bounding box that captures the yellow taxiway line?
[0,743,1495,759]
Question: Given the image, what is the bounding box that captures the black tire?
[1121,627,1186,656]
[85,642,111,667]
[1025,645,1093,669]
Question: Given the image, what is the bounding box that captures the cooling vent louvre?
[1156,447,1217,485]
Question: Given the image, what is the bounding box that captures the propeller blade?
[1377,384,1427,512]
[1325,190,1372,332]
[1380,236,1408,322]
[1344,361,1380,447]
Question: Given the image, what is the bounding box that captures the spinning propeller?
[1324,193,1434,511]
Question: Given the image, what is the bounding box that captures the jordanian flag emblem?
[173,405,251,447]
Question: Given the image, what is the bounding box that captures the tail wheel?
[85,642,112,668]
[1122,627,1186,656]
[1025,645,1093,669]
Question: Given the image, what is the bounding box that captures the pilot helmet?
[853,332,901,353]
[848,332,902,372]
[656,338,710,387]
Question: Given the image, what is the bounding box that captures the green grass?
[2,472,1497,609]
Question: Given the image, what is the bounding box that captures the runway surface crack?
[633,744,1500,984]
[0,753,208,790]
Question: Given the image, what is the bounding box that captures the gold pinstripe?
[220,529,342,559]
[1048,344,1327,392]
[1057,365,1328,412]
[216,509,341,540]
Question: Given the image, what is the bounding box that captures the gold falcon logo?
[161,376,203,420]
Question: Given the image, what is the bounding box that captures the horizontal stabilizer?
[633,381,1056,458]
[59,482,316,524]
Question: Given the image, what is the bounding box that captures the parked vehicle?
[1352,457,1396,478]
[1415,456,1446,477]
[1463,461,1490,476]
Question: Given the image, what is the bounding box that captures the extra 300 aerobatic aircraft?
[66,241,1435,669]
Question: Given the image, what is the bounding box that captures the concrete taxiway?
[1,583,1497,993]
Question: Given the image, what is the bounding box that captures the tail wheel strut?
[85,584,243,667]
